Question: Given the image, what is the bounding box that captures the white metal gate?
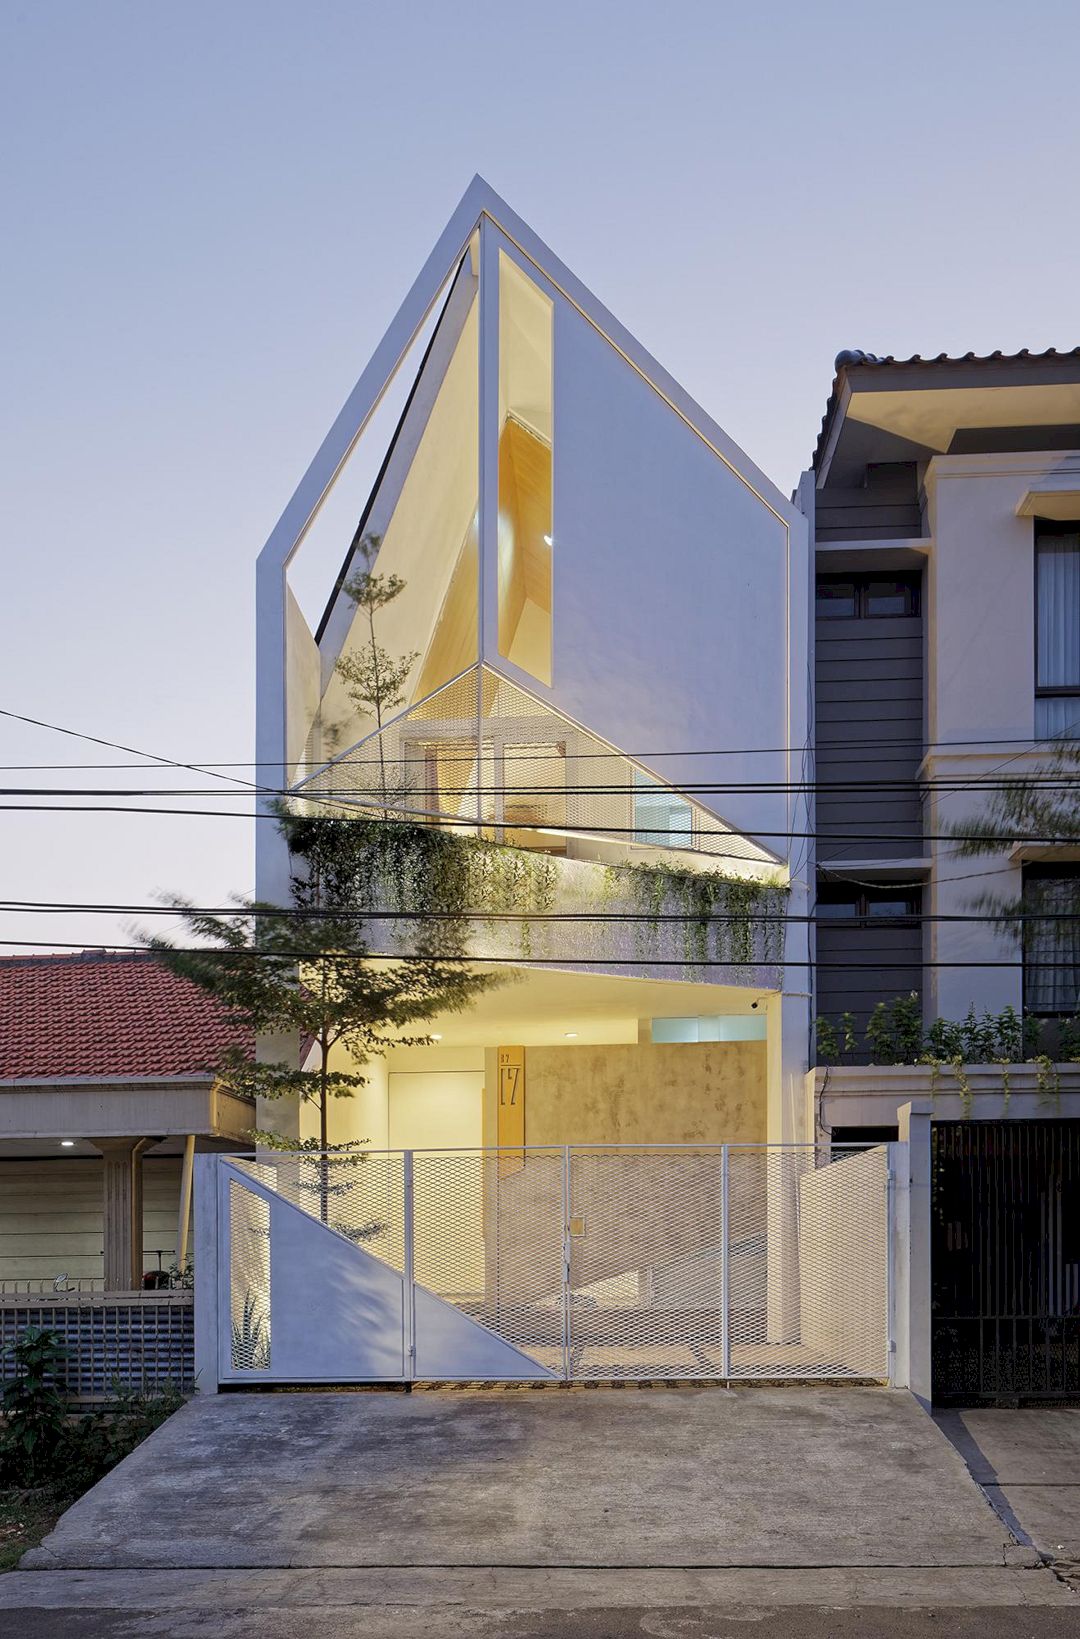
[205,1145,891,1386]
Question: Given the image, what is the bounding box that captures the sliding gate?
[210,1145,891,1386]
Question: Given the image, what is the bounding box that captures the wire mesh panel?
[228,1179,271,1372]
[567,1149,728,1379]
[411,1149,565,1374]
[230,1152,408,1274]
[792,1145,889,1379]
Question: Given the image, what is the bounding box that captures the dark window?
[1034,521,1080,740]
[817,884,922,923]
[832,1125,899,1151]
[1022,864,1080,1017]
[816,573,920,619]
[815,580,857,618]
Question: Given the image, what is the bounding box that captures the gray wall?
[816,612,924,863]
[814,589,925,1056]
[815,915,924,1048]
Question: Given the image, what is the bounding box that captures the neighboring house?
[798,347,1080,1131]
[256,176,811,1163]
[0,951,253,1293]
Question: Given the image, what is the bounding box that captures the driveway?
[3,1386,1077,1635]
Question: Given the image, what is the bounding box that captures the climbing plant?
[605,858,788,973]
[283,805,787,974]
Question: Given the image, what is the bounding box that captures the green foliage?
[610,859,788,973]
[147,806,496,1167]
[0,1328,183,1498]
[231,1293,270,1371]
[814,1015,840,1066]
[332,532,419,795]
[817,995,1075,1112]
[1059,1015,1080,1061]
[0,1329,70,1487]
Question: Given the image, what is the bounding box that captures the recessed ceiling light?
[564,1031,578,1039]
[60,1140,75,1148]
[431,1033,442,1041]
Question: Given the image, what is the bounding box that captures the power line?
[0,801,1075,850]
[0,938,1065,970]
[0,899,1075,926]
[2,731,1077,769]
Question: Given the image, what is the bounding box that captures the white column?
[193,1153,221,1393]
[896,1101,933,1407]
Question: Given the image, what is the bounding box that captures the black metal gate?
[932,1121,1080,1404]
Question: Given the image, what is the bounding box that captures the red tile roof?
[0,951,252,1081]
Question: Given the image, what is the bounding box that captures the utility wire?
[0,801,1075,849]
[0,938,1065,970]
[2,731,1076,769]
[0,900,1074,925]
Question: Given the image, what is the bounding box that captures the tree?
[147,806,497,1216]
[334,532,419,809]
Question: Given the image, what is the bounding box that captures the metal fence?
[932,1120,1080,1403]
[0,1293,194,1400]
[212,1144,891,1386]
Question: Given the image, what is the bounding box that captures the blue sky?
[3,0,1079,949]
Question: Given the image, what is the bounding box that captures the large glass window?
[632,772,693,848]
[498,253,553,684]
[1035,525,1080,739]
[1023,866,1080,1016]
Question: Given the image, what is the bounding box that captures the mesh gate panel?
[230,1153,407,1273]
[228,1179,271,1371]
[218,1146,889,1383]
[795,1145,889,1380]
[568,1150,727,1379]
[412,1150,565,1373]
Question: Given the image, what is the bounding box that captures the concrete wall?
[508,1041,766,1147]
[0,1157,182,1286]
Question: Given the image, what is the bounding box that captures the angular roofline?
[811,345,1080,477]
[258,175,798,585]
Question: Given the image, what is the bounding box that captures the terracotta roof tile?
[0,951,252,1081]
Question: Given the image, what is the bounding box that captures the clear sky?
[3,0,1079,952]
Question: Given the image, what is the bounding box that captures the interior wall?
[510,1041,766,1146]
[387,1071,484,1150]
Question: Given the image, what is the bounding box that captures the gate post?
[403,1150,416,1380]
[720,1145,731,1377]
[193,1152,221,1394]
[895,1102,933,1407]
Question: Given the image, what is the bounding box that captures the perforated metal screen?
[295,663,775,865]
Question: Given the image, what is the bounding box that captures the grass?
[0,1486,65,1572]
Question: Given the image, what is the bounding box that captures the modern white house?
[255,177,813,1165]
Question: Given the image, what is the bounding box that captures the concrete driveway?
[4,1386,1078,1635]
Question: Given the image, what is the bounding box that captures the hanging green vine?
[605,858,788,974]
[282,805,787,973]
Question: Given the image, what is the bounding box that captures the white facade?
[256,179,812,1150]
